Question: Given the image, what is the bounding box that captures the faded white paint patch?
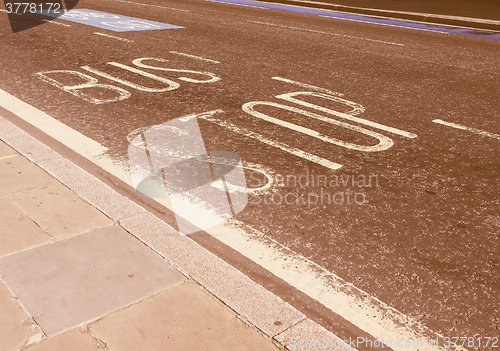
[433,119,500,140]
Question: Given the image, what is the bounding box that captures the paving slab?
[0,140,15,157]
[0,197,51,257]
[0,226,185,336]
[8,181,113,240]
[275,318,356,351]
[0,281,33,351]
[0,155,53,197]
[25,329,104,351]
[120,212,306,337]
[90,282,279,351]
[38,156,147,221]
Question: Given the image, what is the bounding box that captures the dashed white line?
[169,51,221,64]
[94,32,134,43]
[250,20,405,46]
[433,119,500,140]
[42,19,71,27]
[272,76,344,96]
[109,0,190,12]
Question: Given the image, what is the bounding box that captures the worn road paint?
[81,64,180,93]
[250,20,405,46]
[433,119,500,140]
[94,32,134,42]
[277,92,418,138]
[131,58,221,83]
[0,90,467,351]
[198,109,344,170]
[272,76,344,97]
[169,51,221,64]
[42,19,71,27]
[35,57,221,104]
[242,101,395,152]
[209,0,500,40]
[35,70,132,104]
[40,9,184,32]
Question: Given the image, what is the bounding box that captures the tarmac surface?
[0,1,499,350]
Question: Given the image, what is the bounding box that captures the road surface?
[0,0,499,349]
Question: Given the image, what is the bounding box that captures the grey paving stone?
[9,181,113,240]
[0,155,53,197]
[25,329,104,351]
[0,197,51,257]
[0,281,33,351]
[90,283,279,351]
[0,226,185,336]
[119,212,305,337]
[0,140,15,157]
[38,156,147,221]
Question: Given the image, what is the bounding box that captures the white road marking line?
[250,20,405,46]
[0,154,18,160]
[276,91,418,139]
[0,89,109,159]
[272,76,344,96]
[242,101,394,152]
[94,32,134,42]
[433,119,500,140]
[197,109,343,170]
[109,0,190,12]
[42,19,71,27]
[169,51,221,64]
[0,90,467,351]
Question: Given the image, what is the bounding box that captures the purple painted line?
[208,0,500,40]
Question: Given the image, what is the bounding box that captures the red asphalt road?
[0,0,499,349]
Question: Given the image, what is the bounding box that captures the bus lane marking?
[197,109,344,170]
[0,87,465,351]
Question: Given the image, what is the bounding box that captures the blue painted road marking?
[208,0,500,40]
[40,9,184,32]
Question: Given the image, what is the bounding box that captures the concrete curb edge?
[0,115,355,351]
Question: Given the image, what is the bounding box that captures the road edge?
[0,115,356,351]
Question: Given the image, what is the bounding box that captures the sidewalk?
[0,116,355,351]
[0,140,281,351]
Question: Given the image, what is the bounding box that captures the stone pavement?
[0,139,282,351]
